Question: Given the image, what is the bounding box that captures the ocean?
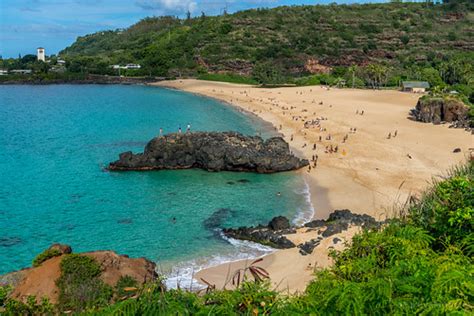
[0,84,313,286]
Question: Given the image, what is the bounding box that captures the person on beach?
[313,144,317,151]
[394,130,398,137]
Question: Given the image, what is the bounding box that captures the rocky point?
[108,132,309,173]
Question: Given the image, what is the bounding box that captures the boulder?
[269,216,290,231]
[108,132,309,173]
[48,243,72,255]
[412,96,470,127]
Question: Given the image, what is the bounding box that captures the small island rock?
[108,132,309,173]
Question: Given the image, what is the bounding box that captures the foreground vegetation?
[1,161,472,314]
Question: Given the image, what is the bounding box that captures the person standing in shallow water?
[186,123,191,133]
[159,127,163,137]
[178,126,182,134]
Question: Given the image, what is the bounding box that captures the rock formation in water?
[411,96,471,128]
[223,210,381,254]
[108,132,309,173]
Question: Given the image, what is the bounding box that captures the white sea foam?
[164,231,275,290]
[164,179,314,290]
[291,179,315,226]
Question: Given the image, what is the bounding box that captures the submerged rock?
[108,132,309,173]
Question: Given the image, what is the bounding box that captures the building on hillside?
[57,59,66,65]
[37,47,45,62]
[125,64,141,69]
[402,81,430,93]
[0,69,8,75]
[11,69,32,74]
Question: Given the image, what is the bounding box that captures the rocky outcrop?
[305,209,379,237]
[223,217,297,249]
[412,96,470,128]
[2,245,157,304]
[223,210,380,251]
[108,132,309,173]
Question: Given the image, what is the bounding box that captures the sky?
[0,0,388,58]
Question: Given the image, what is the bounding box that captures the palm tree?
[349,65,358,88]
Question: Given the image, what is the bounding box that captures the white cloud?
[136,0,198,14]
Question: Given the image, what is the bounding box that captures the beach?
[153,79,473,292]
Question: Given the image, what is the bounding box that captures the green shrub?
[409,163,474,247]
[32,249,62,267]
[2,295,54,315]
[115,275,139,299]
[56,254,113,312]
[0,285,11,306]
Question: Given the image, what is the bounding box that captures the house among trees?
[402,81,430,93]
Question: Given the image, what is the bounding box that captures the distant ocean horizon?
[0,85,313,284]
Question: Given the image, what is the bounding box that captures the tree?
[349,65,358,88]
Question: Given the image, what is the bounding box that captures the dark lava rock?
[223,216,296,249]
[269,216,290,231]
[304,219,326,228]
[223,226,296,249]
[298,237,323,255]
[227,181,235,185]
[108,132,309,173]
[333,237,342,244]
[453,148,462,153]
[222,210,379,251]
[48,243,72,255]
[237,179,250,183]
[117,218,133,224]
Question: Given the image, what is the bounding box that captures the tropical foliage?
[2,162,472,315]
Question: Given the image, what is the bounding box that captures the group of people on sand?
[387,130,398,139]
[159,123,192,137]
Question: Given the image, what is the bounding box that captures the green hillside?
[59,2,473,86]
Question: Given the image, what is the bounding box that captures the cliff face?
[108,132,309,173]
[412,97,470,127]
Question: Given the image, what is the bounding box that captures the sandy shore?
[153,79,472,292]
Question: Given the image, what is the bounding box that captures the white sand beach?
[153,79,473,292]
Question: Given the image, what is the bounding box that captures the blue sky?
[0,0,387,58]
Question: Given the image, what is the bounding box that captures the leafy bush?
[409,164,474,248]
[0,285,11,306]
[32,248,62,267]
[2,295,54,315]
[115,275,139,299]
[56,254,113,312]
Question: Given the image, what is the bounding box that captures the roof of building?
[402,81,430,89]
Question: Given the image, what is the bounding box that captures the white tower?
[37,47,45,62]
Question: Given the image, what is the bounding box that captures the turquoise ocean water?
[0,85,313,285]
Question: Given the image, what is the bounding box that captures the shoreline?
[152,79,472,292]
